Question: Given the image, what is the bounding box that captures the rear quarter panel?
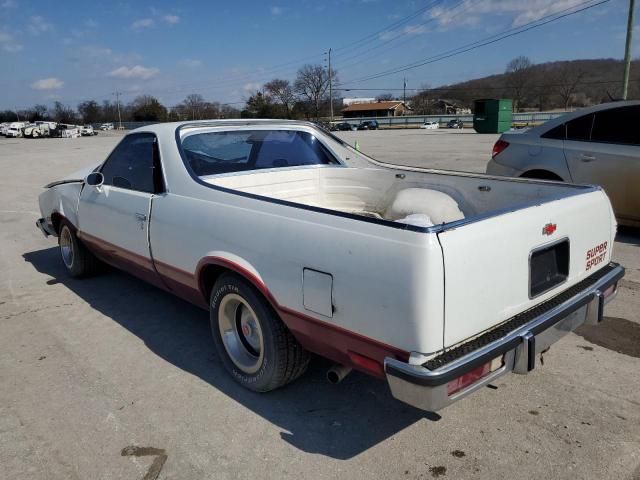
[149,187,447,355]
[437,189,614,348]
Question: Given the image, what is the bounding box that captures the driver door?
[77,132,164,286]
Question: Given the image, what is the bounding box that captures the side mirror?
[85,172,104,187]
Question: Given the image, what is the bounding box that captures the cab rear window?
[181,130,339,176]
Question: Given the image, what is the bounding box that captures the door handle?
[579,154,596,162]
[135,212,147,222]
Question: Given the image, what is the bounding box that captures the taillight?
[492,139,510,158]
[447,356,504,396]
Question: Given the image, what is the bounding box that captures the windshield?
[181,129,339,176]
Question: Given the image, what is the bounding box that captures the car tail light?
[492,139,510,158]
[447,356,504,396]
[602,283,616,299]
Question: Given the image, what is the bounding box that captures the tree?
[180,94,207,120]
[264,79,295,118]
[241,91,277,118]
[52,102,78,123]
[129,95,167,121]
[294,64,337,119]
[376,92,394,101]
[77,100,101,123]
[553,62,586,110]
[100,100,119,122]
[505,56,534,112]
[31,104,49,121]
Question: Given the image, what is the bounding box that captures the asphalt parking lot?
[1,129,639,480]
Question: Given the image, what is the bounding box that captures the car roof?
[130,118,322,136]
[528,100,640,135]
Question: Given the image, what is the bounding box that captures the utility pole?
[113,91,123,129]
[403,78,407,105]
[328,48,333,122]
[623,0,636,99]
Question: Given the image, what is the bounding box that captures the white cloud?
[380,23,429,40]
[28,16,53,35]
[1,0,17,7]
[429,0,599,30]
[163,14,179,24]
[270,6,282,15]
[31,77,64,90]
[243,82,262,93]
[0,30,22,52]
[81,45,113,57]
[84,19,98,28]
[180,58,202,67]
[131,18,154,29]
[109,65,159,80]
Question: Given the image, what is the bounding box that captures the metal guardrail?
[93,111,570,130]
[337,111,569,128]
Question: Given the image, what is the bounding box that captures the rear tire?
[57,221,101,278]
[210,273,309,392]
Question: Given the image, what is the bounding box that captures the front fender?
[38,182,84,232]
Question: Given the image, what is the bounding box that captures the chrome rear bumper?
[384,262,624,412]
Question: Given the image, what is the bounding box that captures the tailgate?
[437,189,615,348]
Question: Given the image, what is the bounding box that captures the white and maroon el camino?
[36,120,624,411]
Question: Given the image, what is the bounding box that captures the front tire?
[58,221,100,278]
[210,273,309,392]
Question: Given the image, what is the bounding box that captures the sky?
[0,0,635,110]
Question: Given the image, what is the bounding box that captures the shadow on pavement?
[23,247,439,460]
[616,226,640,246]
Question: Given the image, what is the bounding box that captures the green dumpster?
[473,99,512,133]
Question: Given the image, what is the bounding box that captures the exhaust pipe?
[326,364,352,384]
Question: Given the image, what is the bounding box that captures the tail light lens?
[447,356,504,396]
[492,139,510,158]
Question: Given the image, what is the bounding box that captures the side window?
[541,124,565,140]
[592,106,640,145]
[100,133,159,193]
[565,113,594,142]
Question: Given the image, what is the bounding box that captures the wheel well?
[50,212,63,234]
[520,169,564,181]
[199,264,232,302]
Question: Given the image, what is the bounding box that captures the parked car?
[486,100,640,227]
[23,121,55,138]
[357,120,379,130]
[5,122,26,137]
[80,125,96,136]
[332,122,356,131]
[446,119,464,129]
[420,121,439,130]
[36,120,624,412]
[100,123,114,130]
[0,122,10,135]
[51,124,81,138]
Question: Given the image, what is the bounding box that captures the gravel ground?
[1,128,638,480]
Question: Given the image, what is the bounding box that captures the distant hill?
[411,58,640,113]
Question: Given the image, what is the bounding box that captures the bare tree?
[505,56,534,112]
[376,92,394,101]
[180,94,207,120]
[264,79,295,118]
[553,63,586,110]
[294,64,337,119]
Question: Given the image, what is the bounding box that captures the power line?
[333,0,470,69]
[342,0,610,86]
[335,78,640,93]
[332,0,444,55]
